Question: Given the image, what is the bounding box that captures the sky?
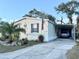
[0,0,76,23]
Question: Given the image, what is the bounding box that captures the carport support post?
[73,25,76,41]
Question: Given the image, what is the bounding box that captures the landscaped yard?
[67,45,79,59]
[0,40,40,53]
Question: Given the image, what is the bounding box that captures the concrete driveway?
[0,39,75,59]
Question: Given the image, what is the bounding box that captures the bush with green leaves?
[75,32,79,39]
[0,22,25,43]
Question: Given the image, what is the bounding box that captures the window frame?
[31,23,39,33]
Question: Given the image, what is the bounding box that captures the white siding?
[48,21,57,41]
[41,20,48,42]
[15,17,49,41]
[15,17,57,42]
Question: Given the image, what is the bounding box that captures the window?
[31,23,39,33]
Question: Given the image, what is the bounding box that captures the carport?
[55,24,75,39]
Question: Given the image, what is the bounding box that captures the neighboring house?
[15,16,57,42]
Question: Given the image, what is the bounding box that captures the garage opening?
[55,24,74,39]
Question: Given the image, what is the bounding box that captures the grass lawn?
[67,45,79,59]
[0,40,41,53]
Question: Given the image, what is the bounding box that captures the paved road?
[0,39,75,59]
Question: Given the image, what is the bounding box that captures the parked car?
[61,32,70,38]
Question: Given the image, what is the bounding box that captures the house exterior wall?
[15,17,49,41]
[47,21,57,41]
[15,17,57,42]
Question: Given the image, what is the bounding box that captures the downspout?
[41,18,44,30]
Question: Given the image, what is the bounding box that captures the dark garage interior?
[55,24,73,38]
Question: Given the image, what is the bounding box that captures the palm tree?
[55,0,79,24]
[0,22,25,43]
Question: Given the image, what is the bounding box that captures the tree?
[23,9,55,30]
[47,14,56,23]
[0,22,25,43]
[28,9,55,30]
[77,16,79,32]
[76,16,79,39]
[55,0,79,24]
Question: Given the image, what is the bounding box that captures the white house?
[15,16,57,42]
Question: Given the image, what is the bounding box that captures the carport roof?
[55,24,73,29]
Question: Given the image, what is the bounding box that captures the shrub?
[75,32,79,39]
[75,32,79,45]
[38,35,44,42]
[21,38,28,45]
[0,38,5,41]
[7,40,13,44]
